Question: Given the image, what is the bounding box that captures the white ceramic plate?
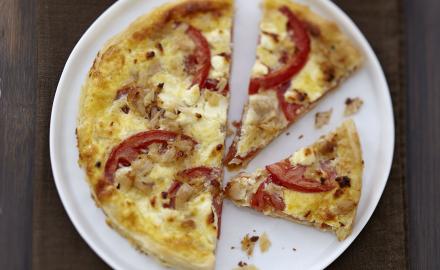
[50,0,394,269]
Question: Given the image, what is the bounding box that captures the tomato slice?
[250,177,286,211]
[178,166,221,181]
[164,181,182,209]
[223,143,238,165]
[276,82,303,122]
[266,159,336,193]
[248,6,310,94]
[104,130,196,184]
[223,120,258,166]
[179,166,223,238]
[186,25,211,89]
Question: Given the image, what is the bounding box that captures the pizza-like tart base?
[225,120,363,240]
[224,0,363,169]
[77,0,233,269]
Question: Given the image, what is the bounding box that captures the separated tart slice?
[76,0,233,269]
[225,120,363,240]
[224,0,363,168]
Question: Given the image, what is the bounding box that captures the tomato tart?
[225,120,363,240]
[224,0,363,168]
[77,0,233,269]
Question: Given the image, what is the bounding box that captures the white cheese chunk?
[252,61,269,76]
[260,34,276,51]
[286,53,326,102]
[148,165,176,182]
[289,147,316,166]
[205,29,231,54]
[210,55,228,78]
[183,84,200,106]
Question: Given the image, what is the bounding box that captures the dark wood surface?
[0,0,438,269]
[405,0,440,269]
[33,0,407,268]
[0,0,36,269]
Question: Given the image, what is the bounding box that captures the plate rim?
[49,0,395,269]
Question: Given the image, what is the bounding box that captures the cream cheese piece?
[183,84,201,106]
[285,53,326,102]
[252,61,269,76]
[289,147,316,166]
[260,33,277,50]
[210,55,228,79]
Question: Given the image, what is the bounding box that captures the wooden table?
[0,0,438,269]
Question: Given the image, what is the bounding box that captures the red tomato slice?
[104,130,196,183]
[178,166,221,181]
[276,82,303,122]
[164,181,182,209]
[248,6,310,94]
[186,25,211,89]
[223,143,238,165]
[266,159,336,193]
[250,177,286,211]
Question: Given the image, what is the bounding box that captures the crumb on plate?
[241,234,259,256]
[234,263,259,270]
[259,232,271,253]
[315,109,333,129]
[232,120,241,128]
[344,97,363,116]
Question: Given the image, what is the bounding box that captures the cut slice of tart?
[224,0,363,168]
[225,120,363,240]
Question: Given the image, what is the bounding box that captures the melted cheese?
[157,73,193,110]
[210,55,229,79]
[77,1,233,268]
[260,33,277,50]
[176,91,228,165]
[285,51,326,102]
[260,9,288,38]
[229,0,363,169]
[288,147,316,166]
[252,61,269,76]
[148,164,177,182]
[227,120,363,241]
[236,91,287,157]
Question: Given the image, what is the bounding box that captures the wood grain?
[25,0,408,269]
[405,0,440,268]
[0,0,36,269]
[32,1,114,269]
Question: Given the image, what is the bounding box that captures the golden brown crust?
[226,120,363,240]
[77,0,233,269]
[226,0,363,169]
